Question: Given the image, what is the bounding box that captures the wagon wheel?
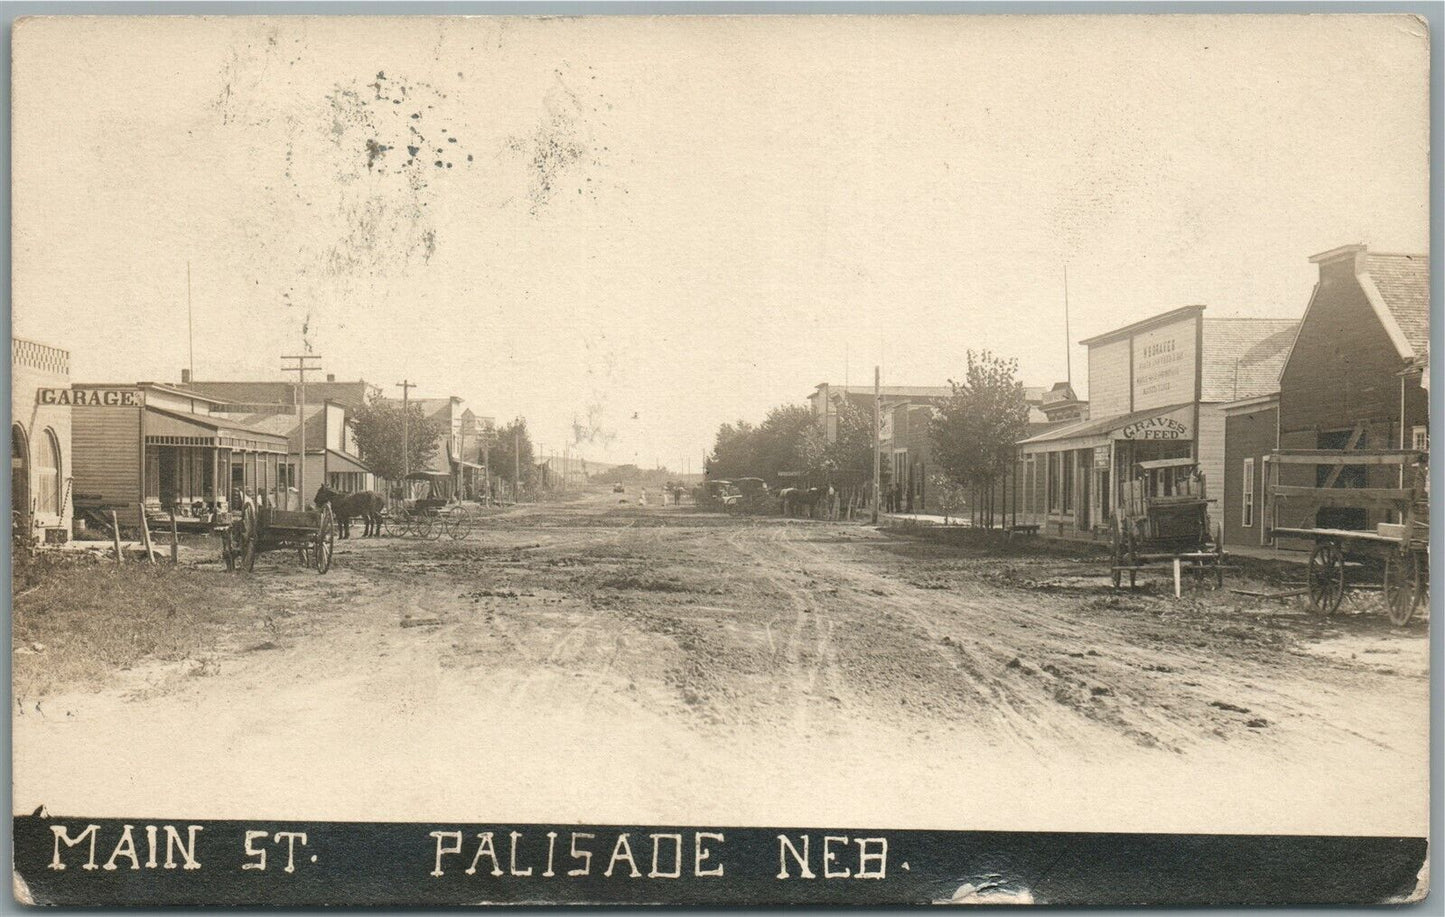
[1306,540,1345,617]
[380,512,399,537]
[413,515,435,540]
[1382,551,1421,626]
[222,525,237,572]
[314,505,336,574]
[448,513,474,541]
[239,503,258,573]
[424,513,444,541]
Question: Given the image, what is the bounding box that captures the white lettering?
[430,830,462,877]
[49,824,100,871]
[648,833,683,879]
[694,832,725,878]
[603,833,641,878]
[777,834,815,879]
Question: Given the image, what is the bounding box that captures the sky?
[12,14,1430,471]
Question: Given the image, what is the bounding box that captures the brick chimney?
[181,368,191,384]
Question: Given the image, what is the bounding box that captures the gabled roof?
[1362,253,1429,358]
[1200,318,1298,402]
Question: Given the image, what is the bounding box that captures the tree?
[491,417,536,485]
[351,390,446,482]
[930,350,1030,528]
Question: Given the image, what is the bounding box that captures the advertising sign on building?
[1117,405,1193,440]
[38,388,141,407]
[1131,317,1197,410]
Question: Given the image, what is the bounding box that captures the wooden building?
[1269,244,1429,538]
[1017,306,1297,539]
[12,337,73,542]
[70,383,292,527]
[1221,393,1278,547]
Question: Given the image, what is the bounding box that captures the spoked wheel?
[447,513,473,541]
[381,513,401,537]
[1307,540,1345,617]
[413,516,435,540]
[1383,551,1421,626]
[424,514,443,541]
[314,505,336,574]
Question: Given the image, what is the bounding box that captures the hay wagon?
[1110,457,1227,594]
[220,495,336,574]
[1265,448,1428,625]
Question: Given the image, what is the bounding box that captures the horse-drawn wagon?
[384,471,475,540]
[1110,457,1227,593]
[1265,448,1428,625]
[220,494,336,574]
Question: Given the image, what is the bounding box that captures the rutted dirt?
[13,492,1429,835]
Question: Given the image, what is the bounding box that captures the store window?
[1241,458,1255,528]
[1412,426,1428,452]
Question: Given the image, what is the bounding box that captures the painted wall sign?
[38,388,140,407]
[1119,413,1191,440]
[1094,446,1111,469]
[1131,318,1197,410]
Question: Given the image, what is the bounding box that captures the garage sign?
[38,388,141,407]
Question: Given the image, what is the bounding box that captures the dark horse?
[314,485,386,538]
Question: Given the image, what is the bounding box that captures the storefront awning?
[144,406,289,453]
[1019,402,1193,452]
[325,449,373,475]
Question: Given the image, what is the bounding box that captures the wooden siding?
[1279,270,1413,435]
[1223,406,1277,547]
[72,405,141,517]
[1195,403,1227,526]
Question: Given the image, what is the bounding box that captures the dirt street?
[14,492,1429,836]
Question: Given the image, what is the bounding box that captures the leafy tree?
[705,419,758,481]
[930,350,1029,528]
[491,417,537,485]
[351,390,446,482]
[823,399,881,488]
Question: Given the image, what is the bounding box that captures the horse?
[780,487,824,518]
[314,485,386,538]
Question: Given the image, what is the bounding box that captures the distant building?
[12,337,72,542]
[1017,305,1297,538]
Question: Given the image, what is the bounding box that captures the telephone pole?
[872,365,881,525]
[396,380,416,480]
[282,352,323,505]
[514,426,521,502]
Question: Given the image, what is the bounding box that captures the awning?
[1019,403,1193,452]
[144,406,289,454]
[325,449,373,475]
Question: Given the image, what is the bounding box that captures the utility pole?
[514,426,521,503]
[396,380,416,482]
[1063,263,1072,388]
[872,365,881,525]
[281,352,323,507]
[186,261,195,385]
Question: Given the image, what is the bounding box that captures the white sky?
[12,15,1430,470]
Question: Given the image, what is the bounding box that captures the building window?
[1412,426,1428,451]
[35,428,62,517]
[1241,458,1255,528]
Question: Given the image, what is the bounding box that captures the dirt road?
[14,492,1429,835]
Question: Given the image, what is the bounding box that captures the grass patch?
[13,553,263,698]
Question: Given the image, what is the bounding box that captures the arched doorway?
[12,424,31,525]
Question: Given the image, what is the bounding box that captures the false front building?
[1016,305,1297,539]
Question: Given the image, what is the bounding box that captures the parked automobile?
[694,479,740,509]
[730,477,775,514]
